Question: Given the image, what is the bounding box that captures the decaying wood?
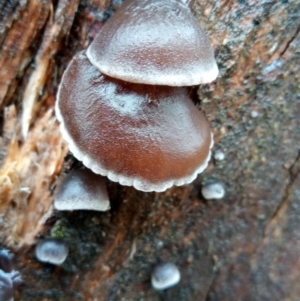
[0,0,49,109]
[0,0,299,300]
[21,0,80,138]
[0,106,67,248]
[0,0,79,248]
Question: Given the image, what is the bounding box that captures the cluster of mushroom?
[0,249,22,301]
[56,0,218,192]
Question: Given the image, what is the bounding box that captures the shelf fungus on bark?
[54,168,110,211]
[56,52,213,192]
[56,0,218,192]
[86,0,218,86]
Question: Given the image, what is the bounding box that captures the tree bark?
[0,0,299,300]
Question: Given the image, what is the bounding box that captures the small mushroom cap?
[214,149,225,161]
[35,238,69,265]
[54,168,110,211]
[201,181,225,200]
[0,270,13,301]
[86,0,218,86]
[56,52,213,192]
[151,262,180,290]
[10,270,22,289]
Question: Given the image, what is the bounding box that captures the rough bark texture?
[0,0,299,300]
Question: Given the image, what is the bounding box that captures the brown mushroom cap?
[54,168,110,211]
[86,0,218,86]
[56,51,213,192]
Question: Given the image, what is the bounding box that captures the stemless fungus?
[54,168,110,211]
[86,0,218,86]
[35,238,69,265]
[214,150,225,161]
[56,51,213,192]
[201,181,225,200]
[151,262,181,290]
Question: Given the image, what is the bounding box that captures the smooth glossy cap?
[201,181,225,200]
[35,238,69,265]
[151,262,181,290]
[86,0,218,86]
[214,150,225,161]
[56,52,213,192]
[54,168,110,211]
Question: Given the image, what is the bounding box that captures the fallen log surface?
[0,0,299,300]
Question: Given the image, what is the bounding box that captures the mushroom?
[56,51,213,192]
[54,168,110,211]
[214,150,225,161]
[151,262,181,290]
[0,270,21,301]
[35,238,69,265]
[0,249,22,301]
[0,270,13,301]
[201,181,225,200]
[86,0,218,86]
